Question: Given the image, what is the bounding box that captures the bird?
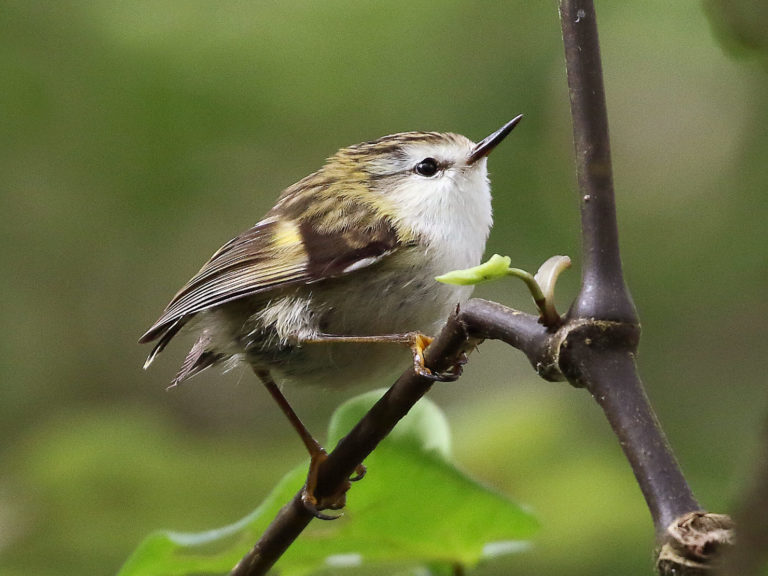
[140,115,522,515]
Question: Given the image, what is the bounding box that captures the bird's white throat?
[390,156,493,273]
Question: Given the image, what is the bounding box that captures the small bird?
[140,116,522,515]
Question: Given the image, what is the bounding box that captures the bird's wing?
[139,215,402,345]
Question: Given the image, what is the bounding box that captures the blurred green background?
[2,1,766,574]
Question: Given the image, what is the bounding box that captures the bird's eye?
[414,157,439,177]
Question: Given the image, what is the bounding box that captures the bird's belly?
[245,264,472,387]
[316,265,471,336]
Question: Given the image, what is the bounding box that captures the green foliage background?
[1,2,766,574]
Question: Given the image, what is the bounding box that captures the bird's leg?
[301,332,464,382]
[254,369,364,520]
[253,329,463,519]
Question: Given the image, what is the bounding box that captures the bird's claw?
[301,490,345,521]
[411,338,468,382]
[415,364,461,382]
[301,477,351,520]
[349,463,367,482]
[439,351,468,381]
[301,454,367,520]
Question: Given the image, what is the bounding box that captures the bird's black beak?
[467,114,523,165]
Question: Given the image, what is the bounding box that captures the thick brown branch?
[558,2,733,573]
[556,322,700,533]
[559,0,637,324]
[558,0,701,538]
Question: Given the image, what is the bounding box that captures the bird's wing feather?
[139,215,402,344]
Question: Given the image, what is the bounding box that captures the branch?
[559,1,733,572]
[558,0,700,529]
[559,0,636,323]
[556,321,699,532]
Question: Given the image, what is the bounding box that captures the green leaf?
[117,468,306,576]
[118,391,537,576]
[435,254,512,285]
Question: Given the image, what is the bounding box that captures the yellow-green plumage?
[140,119,521,387]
